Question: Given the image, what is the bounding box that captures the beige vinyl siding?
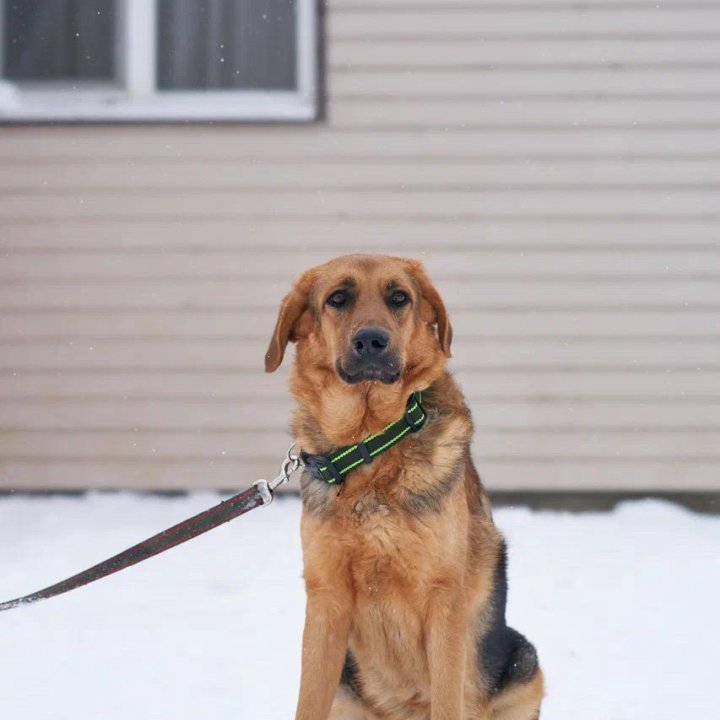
[1,1,719,491]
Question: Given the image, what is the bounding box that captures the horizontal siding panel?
[0,338,720,373]
[329,9,720,37]
[3,221,720,250]
[0,401,291,430]
[329,101,720,130]
[1,279,717,309]
[479,462,720,492]
[0,372,720,404]
[0,371,288,401]
[0,338,720,372]
[3,250,718,279]
[1,310,719,340]
[1,339,717,371]
[2,399,718,430]
[329,100,720,127]
[4,157,720,190]
[3,129,720,159]
[1,375,716,408]
[330,38,720,66]
[476,432,720,458]
[0,461,717,492]
[2,430,717,461]
[0,128,328,161]
[3,189,720,220]
[330,69,720,96]
[463,401,720,430]
[0,461,275,491]
[330,1,717,8]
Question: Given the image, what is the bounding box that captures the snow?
[1,493,718,719]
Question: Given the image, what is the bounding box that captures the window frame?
[0,0,318,122]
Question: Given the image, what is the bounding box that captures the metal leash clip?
[253,443,302,506]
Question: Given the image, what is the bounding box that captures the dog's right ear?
[264,271,315,373]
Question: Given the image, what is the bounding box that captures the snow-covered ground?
[0,493,718,720]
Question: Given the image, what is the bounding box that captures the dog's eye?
[389,290,410,308]
[327,290,349,308]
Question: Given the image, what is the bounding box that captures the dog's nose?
[352,327,389,358]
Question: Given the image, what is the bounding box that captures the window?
[0,0,318,121]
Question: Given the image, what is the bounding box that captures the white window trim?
[0,0,318,122]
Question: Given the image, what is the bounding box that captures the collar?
[300,392,427,485]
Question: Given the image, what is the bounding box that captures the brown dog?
[265,255,544,720]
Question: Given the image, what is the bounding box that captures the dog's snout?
[352,327,389,358]
[340,326,399,384]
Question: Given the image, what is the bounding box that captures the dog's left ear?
[408,261,453,357]
[410,260,452,357]
[265,271,315,372]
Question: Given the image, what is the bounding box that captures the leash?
[0,393,428,613]
[0,447,301,613]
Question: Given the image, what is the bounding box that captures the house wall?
[1,1,719,491]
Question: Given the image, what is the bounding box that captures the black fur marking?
[497,628,539,691]
[480,542,539,694]
[340,650,364,700]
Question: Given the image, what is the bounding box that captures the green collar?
[300,392,427,485]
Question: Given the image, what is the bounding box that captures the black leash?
[0,393,428,613]
[0,449,301,613]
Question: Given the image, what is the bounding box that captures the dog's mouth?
[335,357,402,385]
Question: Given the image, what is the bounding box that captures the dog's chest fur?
[332,468,475,718]
[299,403,472,596]
[296,384,488,709]
[301,447,472,674]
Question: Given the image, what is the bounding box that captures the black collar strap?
[301,392,427,485]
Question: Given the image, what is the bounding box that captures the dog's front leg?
[426,586,468,720]
[295,588,352,720]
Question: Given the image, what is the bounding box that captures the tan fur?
[266,255,544,720]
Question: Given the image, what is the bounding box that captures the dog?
[265,255,544,720]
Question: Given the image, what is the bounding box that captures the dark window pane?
[157,0,296,91]
[4,0,116,81]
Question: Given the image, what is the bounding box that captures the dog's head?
[265,255,451,397]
